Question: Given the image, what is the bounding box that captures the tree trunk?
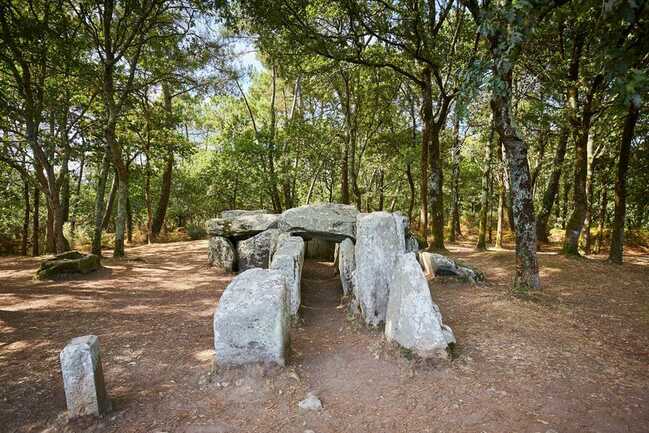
[46,203,55,253]
[450,114,462,242]
[151,84,175,239]
[496,184,505,249]
[92,148,111,256]
[583,134,595,254]
[340,139,350,204]
[21,179,30,256]
[102,172,118,230]
[489,42,540,289]
[377,169,385,211]
[609,102,640,264]
[126,193,133,243]
[476,122,494,250]
[419,67,431,243]
[32,186,40,256]
[429,123,445,249]
[595,184,607,254]
[536,127,568,242]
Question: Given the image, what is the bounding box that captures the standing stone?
[237,229,280,271]
[354,212,406,326]
[270,236,305,315]
[338,238,355,296]
[385,253,455,358]
[60,335,111,418]
[278,203,358,241]
[214,269,289,366]
[206,211,278,239]
[208,236,236,272]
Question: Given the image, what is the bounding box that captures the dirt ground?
[1,240,648,433]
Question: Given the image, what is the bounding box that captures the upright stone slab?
[60,335,111,418]
[270,236,305,315]
[237,229,280,271]
[208,236,236,272]
[278,203,358,241]
[338,238,355,296]
[353,212,406,326]
[213,269,289,366]
[206,211,278,239]
[385,254,455,358]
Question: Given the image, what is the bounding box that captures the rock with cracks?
[278,203,358,241]
[385,253,455,358]
[36,251,99,280]
[208,236,236,272]
[338,238,355,296]
[353,212,406,326]
[270,236,305,315]
[237,229,280,272]
[213,268,289,366]
[60,335,111,419]
[418,252,484,283]
[206,210,278,239]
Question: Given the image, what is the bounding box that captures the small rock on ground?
[298,393,322,411]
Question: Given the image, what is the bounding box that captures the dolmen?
[36,251,100,280]
[210,204,460,366]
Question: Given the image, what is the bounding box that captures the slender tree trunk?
[489,37,540,289]
[583,134,595,254]
[92,148,111,256]
[595,184,607,254]
[126,193,133,243]
[609,102,640,264]
[419,67,431,243]
[340,139,350,204]
[32,186,40,256]
[476,122,494,250]
[151,84,174,239]
[536,127,568,242]
[377,169,385,211]
[561,170,570,227]
[267,65,282,212]
[429,123,445,249]
[46,203,55,253]
[450,114,462,242]
[70,151,85,236]
[496,183,505,249]
[21,180,30,256]
[102,173,118,230]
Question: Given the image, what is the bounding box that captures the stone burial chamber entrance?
[208,203,462,368]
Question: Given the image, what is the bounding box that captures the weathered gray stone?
[338,238,355,296]
[60,335,111,418]
[237,229,280,271]
[353,212,406,326]
[208,236,236,272]
[270,236,305,315]
[406,234,420,253]
[418,252,484,283]
[298,392,323,411]
[385,253,455,358]
[36,252,99,280]
[206,211,278,238]
[213,268,289,366]
[278,203,358,241]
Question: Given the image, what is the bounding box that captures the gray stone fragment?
[278,203,358,241]
[237,229,280,271]
[418,252,484,283]
[213,269,289,366]
[208,236,236,272]
[206,211,278,238]
[405,234,420,253]
[270,236,305,315]
[338,238,355,296]
[385,253,455,358]
[298,392,323,411]
[353,212,406,326]
[60,335,111,418]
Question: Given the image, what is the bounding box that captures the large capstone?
[237,229,280,271]
[418,252,484,283]
[385,253,455,358]
[270,236,305,315]
[206,210,278,239]
[60,335,111,418]
[338,238,355,296]
[208,236,236,272]
[213,268,289,366]
[353,212,406,326]
[278,203,358,241]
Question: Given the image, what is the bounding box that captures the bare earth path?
[1,240,648,433]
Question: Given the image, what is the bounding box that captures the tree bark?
[595,183,607,254]
[151,85,174,239]
[450,114,462,242]
[32,186,40,256]
[21,179,30,256]
[102,172,118,230]
[609,102,640,264]
[92,148,111,256]
[419,67,431,243]
[536,127,568,242]
[583,134,595,254]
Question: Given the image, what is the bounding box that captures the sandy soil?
[0,240,648,433]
